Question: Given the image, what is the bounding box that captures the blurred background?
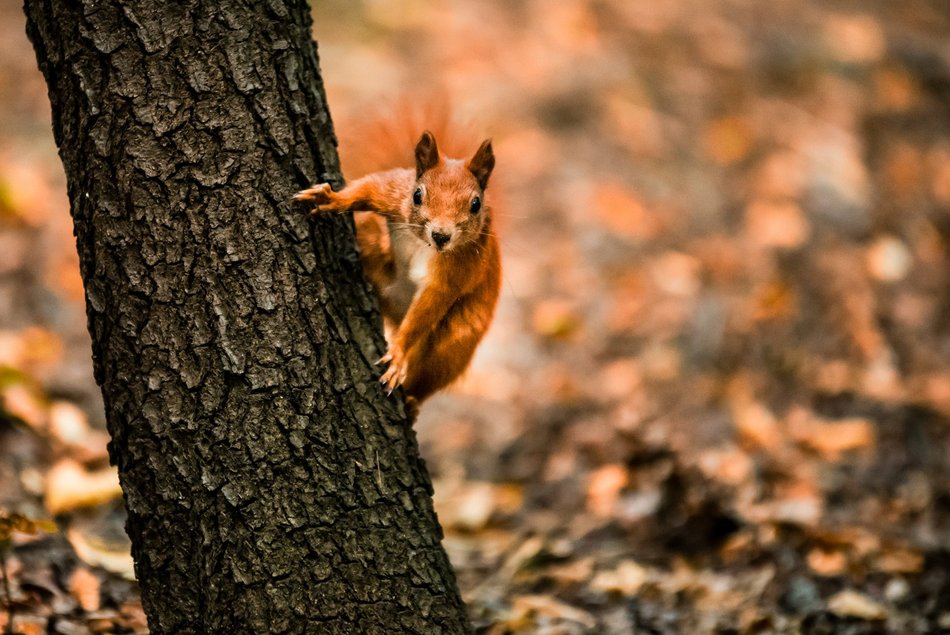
[2,0,950,632]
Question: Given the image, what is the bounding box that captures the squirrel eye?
[470,196,481,214]
[412,187,423,206]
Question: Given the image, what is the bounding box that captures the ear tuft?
[415,131,440,177]
[467,138,495,190]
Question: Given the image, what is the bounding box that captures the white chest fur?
[408,241,434,285]
[384,221,436,321]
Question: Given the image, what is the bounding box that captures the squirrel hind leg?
[402,339,477,405]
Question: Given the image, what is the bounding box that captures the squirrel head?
[410,131,495,253]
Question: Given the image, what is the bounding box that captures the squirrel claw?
[378,346,408,392]
[294,183,333,207]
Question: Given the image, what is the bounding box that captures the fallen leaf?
[586,464,629,517]
[790,411,875,460]
[824,14,886,63]
[884,577,910,602]
[807,548,847,576]
[747,492,822,526]
[744,199,810,249]
[0,511,57,542]
[119,600,150,634]
[67,526,135,580]
[544,557,594,585]
[590,560,652,596]
[454,482,497,531]
[48,401,90,446]
[697,445,754,486]
[7,615,47,635]
[827,589,888,621]
[511,594,598,629]
[531,298,580,340]
[650,251,701,298]
[731,399,783,452]
[876,546,923,574]
[865,236,912,282]
[592,182,659,240]
[1,383,47,429]
[596,359,643,401]
[703,116,754,165]
[883,142,925,201]
[873,68,918,111]
[68,567,101,612]
[750,281,798,322]
[45,459,123,515]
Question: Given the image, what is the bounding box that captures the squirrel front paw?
[293,183,335,213]
[378,345,409,394]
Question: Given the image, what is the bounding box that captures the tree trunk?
[24,1,470,632]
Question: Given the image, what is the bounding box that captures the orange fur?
[295,131,501,408]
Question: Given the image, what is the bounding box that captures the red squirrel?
[295,131,501,411]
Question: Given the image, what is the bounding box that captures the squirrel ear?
[467,139,495,190]
[415,131,440,177]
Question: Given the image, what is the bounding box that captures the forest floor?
[2,0,950,633]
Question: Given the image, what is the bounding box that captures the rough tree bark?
[25,1,470,633]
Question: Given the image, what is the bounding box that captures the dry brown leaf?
[931,148,950,204]
[807,548,847,576]
[697,445,753,486]
[650,251,701,298]
[45,459,123,515]
[731,399,783,452]
[1,383,47,430]
[824,14,886,63]
[592,182,659,240]
[48,401,90,445]
[746,489,822,526]
[87,613,123,634]
[590,560,652,596]
[873,68,918,111]
[750,280,798,322]
[883,142,925,200]
[47,250,88,303]
[596,359,643,401]
[119,600,150,635]
[865,236,912,282]
[544,557,594,585]
[827,589,888,621]
[791,412,875,460]
[753,151,806,200]
[586,464,629,517]
[0,511,57,542]
[703,116,754,165]
[68,567,101,612]
[66,527,135,580]
[744,199,810,249]
[876,546,923,574]
[453,482,497,531]
[6,615,47,635]
[531,298,579,340]
[511,594,597,629]
[0,327,63,370]
[48,401,111,462]
[496,536,546,580]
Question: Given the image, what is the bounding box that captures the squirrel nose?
[431,231,451,250]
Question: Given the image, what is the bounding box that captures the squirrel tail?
[334,94,483,178]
